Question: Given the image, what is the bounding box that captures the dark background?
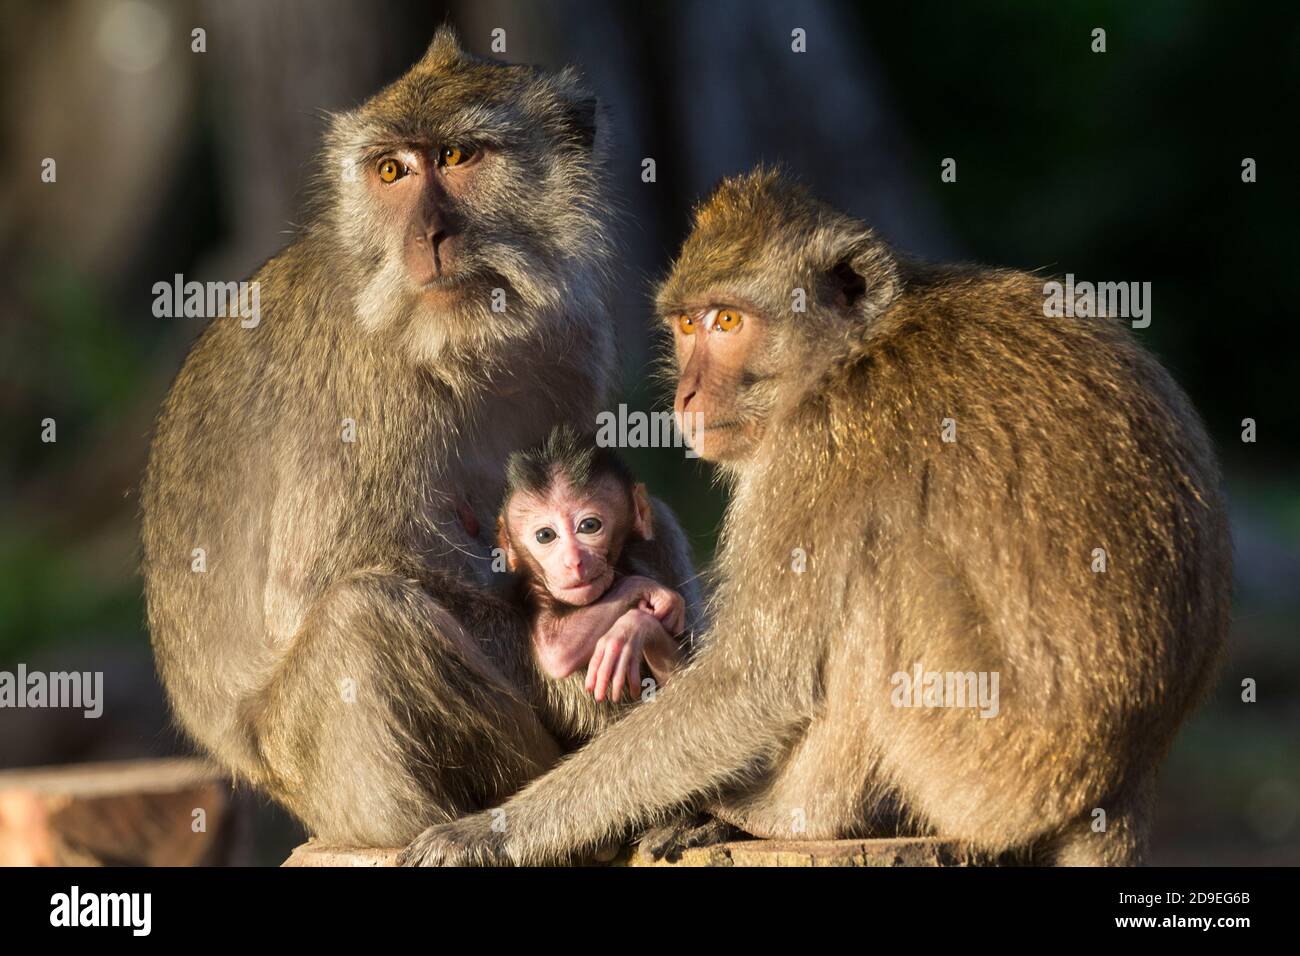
[0,0,1295,864]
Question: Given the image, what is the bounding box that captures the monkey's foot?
[399,814,514,867]
[639,812,740,863]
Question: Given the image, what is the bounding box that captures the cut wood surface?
[0,758,236,866]
[284,842,401,867]
[283,835,989,868]
[626,836,989,867]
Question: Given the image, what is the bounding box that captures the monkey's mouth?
[552,570,614,606]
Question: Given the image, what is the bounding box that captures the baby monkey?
[497,426,687,703]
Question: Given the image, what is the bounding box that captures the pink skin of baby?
[499,474,686,702]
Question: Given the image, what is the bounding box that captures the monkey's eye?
[377,158,407,183]
[577,517,603,535]
[439,144,476,167]
[677,314,697,335]
[715,308,743,332]
[534,527,557,545]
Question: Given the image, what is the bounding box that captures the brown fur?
[401,166,1230,866]
[140,29,697,846]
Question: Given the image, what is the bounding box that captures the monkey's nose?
[425,229,450,274]
[679,388,697,411]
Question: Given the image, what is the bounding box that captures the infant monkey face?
[507,475,632,606]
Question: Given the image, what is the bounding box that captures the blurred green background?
[0,0,1295,864]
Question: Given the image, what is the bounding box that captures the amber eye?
[677,314,697,335]
[535,528,556,545]
[377,158,405,183]
[439,144,475,167]
[577,517,603,535]
[716,308,742,332]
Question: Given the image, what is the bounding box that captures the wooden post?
[283,835,992,867]
[0,758,238,866]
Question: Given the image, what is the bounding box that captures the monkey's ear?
[631,483,655,542]
[421,26,463,66]
[822,236,899,318]
[496,516,519,572]
[822,258,868,314]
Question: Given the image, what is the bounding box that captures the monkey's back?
[882,266,1230,703]
[884,268,1226,842]
[713,265,1230,847]
[140,236,444,778]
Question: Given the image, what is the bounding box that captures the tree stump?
[285,843,402,866]
[0,758,237,866]
[283,835,988,867]
[625,836,988,867]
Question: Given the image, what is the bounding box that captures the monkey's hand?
[534,576,682,681]
[640,812,740,863]
[399,813,515,867]
[585,608,678,702]
[639,584,686,637]
[604,574,682,631]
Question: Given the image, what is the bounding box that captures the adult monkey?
[141,30,699,847]
[403,167,1231,866]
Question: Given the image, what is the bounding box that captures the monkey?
[139,29,700,849]
[496,426,690,730]
[400,165,1231,867]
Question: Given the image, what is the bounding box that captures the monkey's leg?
[400,646,810,865]
[1041,778,1155,866]
[254,570,560,847]
[704,688,893,841]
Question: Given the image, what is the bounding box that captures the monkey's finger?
[590,650,608,697]
[590,641,612,699]
[629,652,643,701]
[668,601,686,636]
[593,647,615,701]
[594,637,626,702]
[610,641,636,703]
[585,637,609,692]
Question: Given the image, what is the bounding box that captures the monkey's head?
[322,27,611,363]
[657,166,900,463]
[497,426,652,608]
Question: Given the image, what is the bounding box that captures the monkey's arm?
[584,608,680,702]
[411,567,542,692]
[400,619,813,866]
[533,575,678,680]
[637,496,706,639]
